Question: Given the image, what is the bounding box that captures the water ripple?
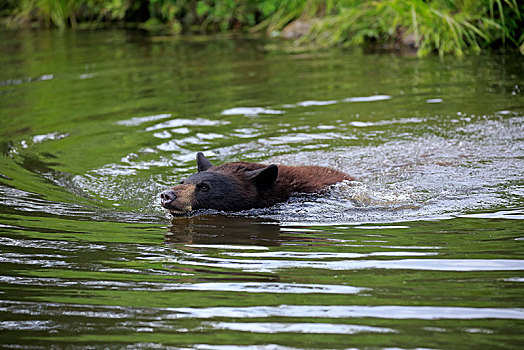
[221,107,284,116]
[168,305,524,320]
[146,118,229,131]
[204,321,396,334]
[3,300,523,320]
[163,255,524,273]
[0,276,364,294]
[116,113,172,126]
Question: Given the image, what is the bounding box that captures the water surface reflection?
[166,215,281,246]
[0,30,523,349]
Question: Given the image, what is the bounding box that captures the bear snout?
[160,184,196,214]
[160,189,177,208]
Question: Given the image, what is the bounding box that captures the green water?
[1,30,523,349]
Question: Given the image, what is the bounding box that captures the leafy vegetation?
[301,0,524,56]
[2,0,523,56]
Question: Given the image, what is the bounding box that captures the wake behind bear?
[160,152,353,216]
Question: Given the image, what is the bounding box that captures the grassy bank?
[2,0,523,56]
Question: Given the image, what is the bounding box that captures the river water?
[0,30,523,348]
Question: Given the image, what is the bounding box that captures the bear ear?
[247,164,278,189]
[197,152,213,172]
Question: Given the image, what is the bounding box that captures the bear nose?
[160,189,177,207]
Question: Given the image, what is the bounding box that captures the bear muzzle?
[160,185,195,215]
[160,189,177,207]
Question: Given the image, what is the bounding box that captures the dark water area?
[0,30,523,348]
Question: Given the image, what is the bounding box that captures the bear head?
[161,152,279,215]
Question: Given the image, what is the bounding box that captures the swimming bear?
[160,152,353,215]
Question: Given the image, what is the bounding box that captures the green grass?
[2,0,523,56]
[299,0,524,56]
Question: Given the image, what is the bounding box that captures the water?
[1,30,523,348]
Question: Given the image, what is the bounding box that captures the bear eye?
[197,182,210,192]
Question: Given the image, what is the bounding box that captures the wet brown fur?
[162,156,353,214]
[212,162,352,207]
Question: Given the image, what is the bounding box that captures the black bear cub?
[161,152,353,215]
